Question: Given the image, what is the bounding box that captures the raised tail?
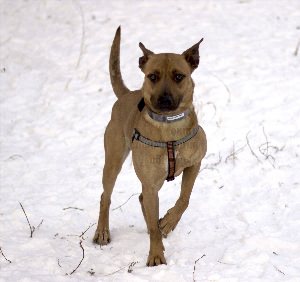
[109,26,130,99]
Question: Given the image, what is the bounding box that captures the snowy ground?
[1,0,300,281]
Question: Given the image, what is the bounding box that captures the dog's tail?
[109,26,130,99]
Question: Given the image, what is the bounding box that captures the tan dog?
[93,27,207,266]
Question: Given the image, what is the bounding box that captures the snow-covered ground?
[1,0,300,281]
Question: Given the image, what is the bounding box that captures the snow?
[1,0,300,281]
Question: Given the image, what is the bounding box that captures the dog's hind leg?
[93,121,129,245]
[159,162,201,237]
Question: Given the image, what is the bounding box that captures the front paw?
[147,251,167,266]
[93,228,111,245]
[159,209,180,238]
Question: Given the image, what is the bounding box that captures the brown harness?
[132,98,199,181]
[132,127,199,181]
[166,141,176,181]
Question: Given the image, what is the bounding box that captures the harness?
[132,98,199,181]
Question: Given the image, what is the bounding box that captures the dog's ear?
[182,38,204,72]
[139,42,154,71]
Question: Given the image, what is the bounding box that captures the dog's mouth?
[152,93,182,112]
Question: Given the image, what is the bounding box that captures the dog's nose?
[157,93,174,110]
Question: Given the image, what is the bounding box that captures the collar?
[137,98,191,123]
[148,109,191,123]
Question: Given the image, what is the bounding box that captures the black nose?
[157,93,174,110]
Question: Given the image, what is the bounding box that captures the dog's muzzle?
[156,93,179,111]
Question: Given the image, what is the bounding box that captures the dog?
[93,26,207,266]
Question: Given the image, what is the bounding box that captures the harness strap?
[137,98,145,112]
[132,126,200,181]
[173,126,199,146]
[166,141,175,181]
[132,130,167,148]
[132,126,199,148]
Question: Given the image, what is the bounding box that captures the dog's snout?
[154,92,181,112]
[157,93,173,108]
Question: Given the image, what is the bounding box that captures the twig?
[63,224,95,274]
[206,101,217,118]
[112,193,139,211]
[104,266,127,276]
[193,254,206,282]
[0,247,12,263]
[217,260,236,265]
[225,143,246,164]
[225,143,236,163]
[128,261,139,273]
[57,258,62,268]
[36,219,44,230]
[273,265,285,275]
[259,127,276,167]
[212,152,222,166]
[63,206,84,211]
[294,39,300,56]
[73,0,86,69]
[204,67,232,103]
[88,268,95,276]
[262,127,269,156]
[69,240,85,275]
[19,202,36,238]
[246,131,262,163]
[66,223,96,239]
[80,223,96,239]
[200,152,222,172]
[64,78,72,91]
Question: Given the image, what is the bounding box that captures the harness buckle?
[132,129,141,142]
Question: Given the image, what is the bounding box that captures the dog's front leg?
[159,162,201,237]
[142,185,166,266]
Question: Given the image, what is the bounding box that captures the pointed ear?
[139,42,154,70]
[182,38,204,72]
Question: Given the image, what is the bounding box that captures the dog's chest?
[132,135,202,182]
[174,141,202,176]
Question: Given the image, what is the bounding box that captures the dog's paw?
[146,252,167,267]
[159,209,180,238]
[93,228,111,245]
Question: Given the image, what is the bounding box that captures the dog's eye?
[148,73,158,83]
[174,73,185,83]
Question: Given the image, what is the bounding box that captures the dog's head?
[139,39,203,114]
